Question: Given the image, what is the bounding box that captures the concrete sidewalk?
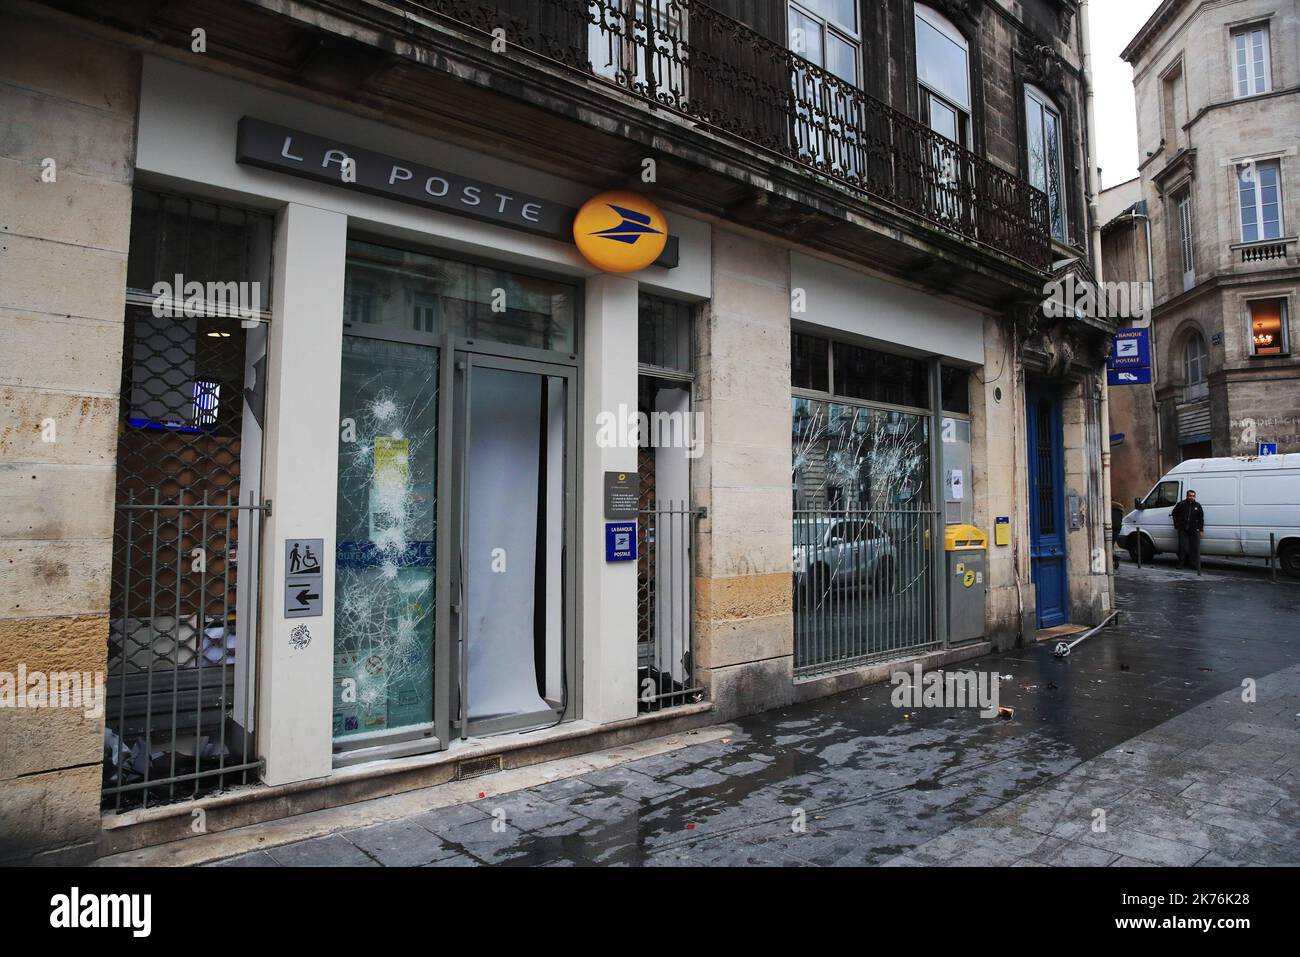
[100,562,1300,867]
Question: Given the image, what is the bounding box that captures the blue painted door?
[1026,382,1068,628]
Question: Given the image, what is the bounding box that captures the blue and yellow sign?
[573,191,668,273]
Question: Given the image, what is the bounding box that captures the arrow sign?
[284,547,325,618]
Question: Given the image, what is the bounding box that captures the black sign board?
[235,117,678,267]
[604,471,641,520]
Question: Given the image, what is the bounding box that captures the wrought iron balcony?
[420,0,1052,270]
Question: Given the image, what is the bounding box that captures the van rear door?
[1241,471,1300,558]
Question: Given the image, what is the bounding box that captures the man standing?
[1171,489,1205,569]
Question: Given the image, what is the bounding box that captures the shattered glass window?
[792,397,931,508]
[334,336,438,742]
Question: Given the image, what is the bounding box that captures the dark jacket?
[1171,498,1205,533]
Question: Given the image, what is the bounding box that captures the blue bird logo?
[590,204,665,245]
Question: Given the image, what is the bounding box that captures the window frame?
[788,0,861,88]
[1246,296,1291,358]
[914,3,971,147]
[637,293,695,379]
[1237,159,1285,244]
[1230,23,1272,98]
[1024,84,1069,243]
[1143,479,1182,509]
[791,329,932,415]
[1175,187,1195,291]
[1182,330,1209,402]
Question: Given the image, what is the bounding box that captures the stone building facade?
[1,0,1113,863]
[1100,177,1162,514]
[1123,0,1300,463]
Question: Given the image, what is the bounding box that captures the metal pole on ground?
[1270,533,1277,583]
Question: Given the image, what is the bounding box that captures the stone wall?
[0,6,136,863]
[692,229,795,720]
[970,314,1032,647]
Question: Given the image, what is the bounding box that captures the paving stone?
[344,818,459,866]
[407,800,494,835]
[207,850,279,867]
[580,765,684,801]
[485,792,587,833]
[1023,836,1121,867]
[1071,826,1209,867]
[267,833,379,867]
[1179,782,1281,814]
[663,766,730,789]
[437,817,531,864]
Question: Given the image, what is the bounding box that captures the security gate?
[105,307,267,810]
[793,503,939,677]
[104,190,273,810]
[636,503,703,712]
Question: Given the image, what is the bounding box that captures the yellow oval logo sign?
[573,191,668,273]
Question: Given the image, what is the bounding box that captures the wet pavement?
[211,563,1300,867]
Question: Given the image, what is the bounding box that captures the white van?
[1118,455,1300,577]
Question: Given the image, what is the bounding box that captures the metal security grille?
[105,190,273,811]
[793,504,938,677]
[106,306,267,810]
[637,504,702,711]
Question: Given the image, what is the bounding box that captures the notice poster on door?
[373,436,410,487]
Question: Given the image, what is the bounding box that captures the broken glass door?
[450,353,574,738]
[333,335,438,750]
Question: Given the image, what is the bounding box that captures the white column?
[257,203,347,786]
[581,274,640,724]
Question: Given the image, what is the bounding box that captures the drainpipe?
[1133,208,1163,475]
[1079,0,1114,615]
[1080,0,1103,274]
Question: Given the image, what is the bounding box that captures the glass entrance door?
[334,335,439,753]
[449,353,575,738]
[333,237,580,764]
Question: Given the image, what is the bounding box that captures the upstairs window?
[788,0,860,85]
[1248,298,1289,357]
[1176,188,1195,291]
[1231,25,1271,98]
[1025,85,1067,242]
[915,4,971,147]
[1238,160,1283,243]
[1183,331,1209,402]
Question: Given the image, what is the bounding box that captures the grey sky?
[1089,0,1164,190]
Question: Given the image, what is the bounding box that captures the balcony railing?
[1233,237,1294,264]
[420,0,1052,270]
